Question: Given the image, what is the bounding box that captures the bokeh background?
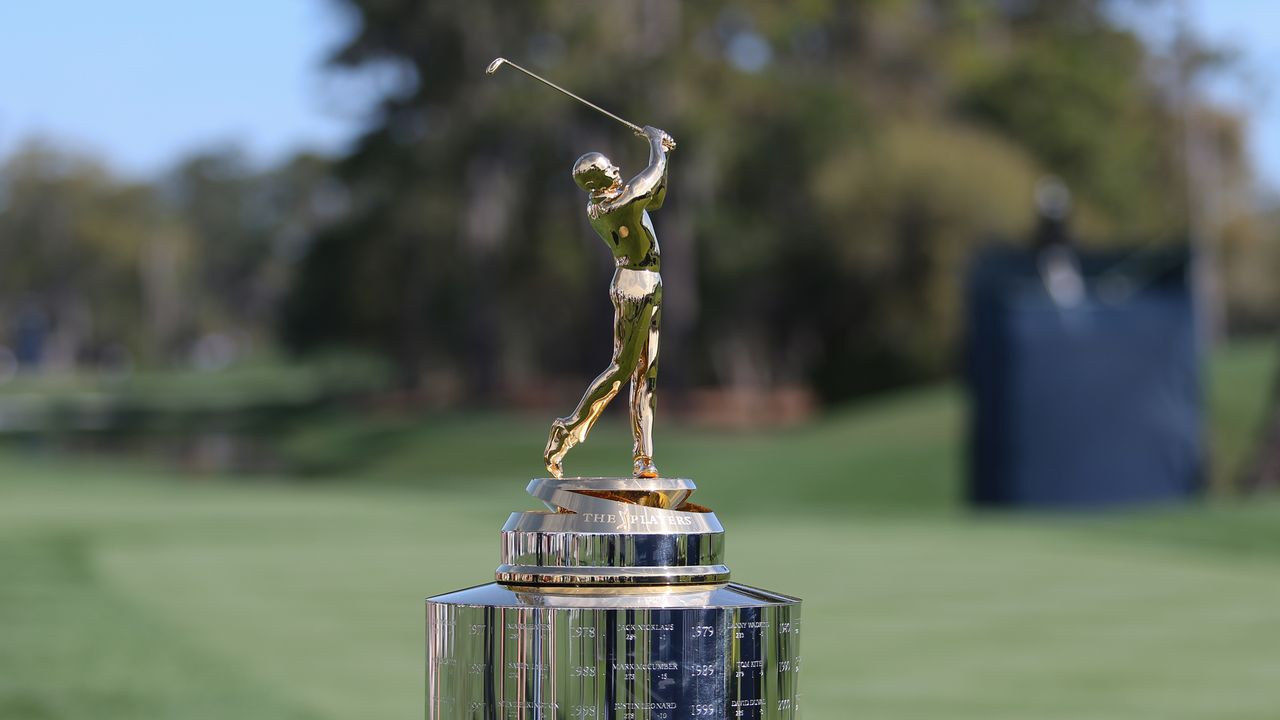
[3,1,1280,718]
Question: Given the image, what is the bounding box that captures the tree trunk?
[1241,340,1280,492]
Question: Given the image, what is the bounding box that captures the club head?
[485,57,506,75]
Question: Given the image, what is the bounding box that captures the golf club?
[486,57,672,147]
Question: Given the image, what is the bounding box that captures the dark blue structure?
[965,246,1203,509]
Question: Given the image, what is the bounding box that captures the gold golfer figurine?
[485,57,676,479]
[547,127,675,479]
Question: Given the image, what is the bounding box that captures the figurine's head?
[572,152,621,194]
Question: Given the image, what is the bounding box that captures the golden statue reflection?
[544,126,677,479]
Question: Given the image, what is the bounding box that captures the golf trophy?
[426,59,802,719]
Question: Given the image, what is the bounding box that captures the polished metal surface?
[500,523,724,568]
[498,477,727,587]
[432,475,803,716]
[493,565,733,587]
[487,58,678,479]
[542,126,675,480]
[527,477,696,511]
[429,76,803,717]
[427,582,802,719]
[502,510,720,534]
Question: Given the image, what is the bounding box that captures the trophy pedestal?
[426,478,803,719]
[428,583,800,719]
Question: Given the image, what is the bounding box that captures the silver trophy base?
[427,582,802,719]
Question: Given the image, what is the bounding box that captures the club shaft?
[495,59,644,135]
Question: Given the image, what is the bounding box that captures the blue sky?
[1198,1,1280,193]
[1,1,1277,190]
[0,0,355,175]
[1128,0,1280,193]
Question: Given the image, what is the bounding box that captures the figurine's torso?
[588,201,660,271]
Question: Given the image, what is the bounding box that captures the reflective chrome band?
[501,508,723,535]
[501,526,724,568]
[495,563,732,586]
[526,476,695,512]
[497,477,730,587]
[527,476,695,493]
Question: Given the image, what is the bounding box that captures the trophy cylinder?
[427,583,802,719]
[427,478,803,719]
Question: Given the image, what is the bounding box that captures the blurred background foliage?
[2,0,1275,411]
[288,0,1238,400]
[5,2,1280,719]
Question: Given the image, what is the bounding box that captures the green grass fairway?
[2,341,1278,719]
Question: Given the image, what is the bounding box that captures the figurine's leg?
[544,291,647,476]
[630,290,661,479]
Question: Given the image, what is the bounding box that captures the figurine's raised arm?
[600,126,673,213]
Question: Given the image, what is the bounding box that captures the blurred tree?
[164,149,340,357]
[280,0,1259,403]
[0,142,337,372]
[0,143,157,368]
[1238,211,1280,493]
[954,0,1187,238]
[1243,360,1280,492]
